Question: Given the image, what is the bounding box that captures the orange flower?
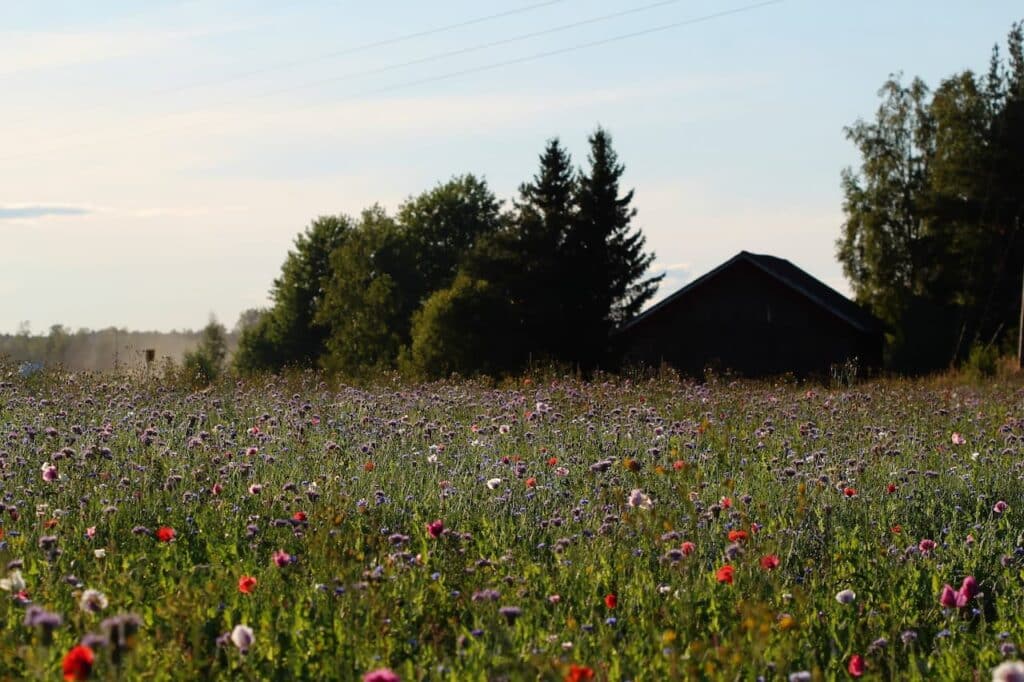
[155,526,175,543]
[525,477,537,488]
[727,530,748,542]
[716,565,735,584]
[62,645,94,681]
[547,457,558,466]
[604,593,617,609]
[238,575,258,594]
[292,511,307,523]
[565,664,595,682]
[364,461,375,472]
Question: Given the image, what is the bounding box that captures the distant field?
[1,367,1023,680]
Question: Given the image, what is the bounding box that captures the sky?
[1,0,1021,334]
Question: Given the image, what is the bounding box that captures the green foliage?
[234,215,352,374]
[236,132,662,379]
[839,22,1024,372]
[402,274,514,378]
[318,178,503,376]
[182,318,229,385]
[964,341,1000,379]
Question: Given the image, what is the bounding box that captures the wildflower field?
[2,367,1024,681]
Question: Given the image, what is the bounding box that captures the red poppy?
[680,541,696,556]
[727,530,748,543]
[547,457,558,466]
[848,654,865,677]
[759,554,780,570]
[890,525,902,534]
[238,575,258,594]
[604,593,617,609]
[364,461,375,472]
[716,565,735,584]
[843,487,857,497]
[673,460,685,471]
[62,645,95,681]
[720,497,732,508]
[155,526,175,543]
[886,483,897,494]
[292,511,307,523]
[565,664,595,682]
[525,477,537,488]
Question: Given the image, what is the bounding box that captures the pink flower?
[848,654,865,678]
[211,483,223,496]
[951,432,966,445]
[994,500,1009,514]
[271,550,292,568]
[548,594,561,604]
[426,519,444,539]
[680,541,696,556]
[939,584,959,608]
[960,575,979,601]
[362,669,401,682]
[940,576,979,608]
[85,526,96,540]
[918,539,937,553]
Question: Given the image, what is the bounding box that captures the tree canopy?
[838,21,1024,371]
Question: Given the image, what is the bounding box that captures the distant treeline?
[0,324,239,372]
[233,127,661,379]
[839,21,1024,372]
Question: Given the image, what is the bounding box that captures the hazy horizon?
[2,0,1021,334]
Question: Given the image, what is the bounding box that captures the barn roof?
[620,251,882,335]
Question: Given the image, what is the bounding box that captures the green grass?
[1,366,1023,680]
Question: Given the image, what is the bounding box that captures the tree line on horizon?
[232,127,663,379]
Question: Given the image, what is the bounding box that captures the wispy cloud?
[0,205,90,220]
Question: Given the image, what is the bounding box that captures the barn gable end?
[616,251,883,377]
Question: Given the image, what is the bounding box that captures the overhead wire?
[0,0,783,167]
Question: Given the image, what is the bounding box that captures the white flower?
[0,570,26,592]
[230,624,254,653]
[789,672,812,682]
[79,588,108,613]
[835,589,856,604]
[486,478,502,490]
[426,454,439,464]
[627,488,654,510]
[993,661,1024,682]
[94,549,107,559]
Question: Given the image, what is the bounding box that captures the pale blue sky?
[1,1,1020,333]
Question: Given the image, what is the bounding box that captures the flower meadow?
[2,367,1024,680]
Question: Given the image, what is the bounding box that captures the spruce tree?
[566,127,662,368]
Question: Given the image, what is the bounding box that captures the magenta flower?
[426,519,444,539]
[919,539,937,553]
[271,550,292,568]
[363,669,400,682]
[939,576,979,608]
[939,584,959,608]
[994,500,1009,514]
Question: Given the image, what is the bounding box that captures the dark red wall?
[618,260,882,377]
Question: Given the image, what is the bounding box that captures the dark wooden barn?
[616,251,883,377]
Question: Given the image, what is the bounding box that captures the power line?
[4,0,570,130]
[157,0,573,95]
[234,0,694,105]
[1,0,783,167]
